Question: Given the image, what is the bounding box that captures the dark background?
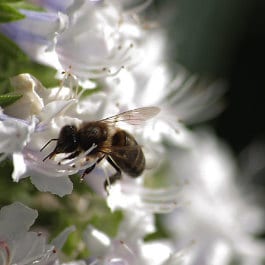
[152,0,265,154]
[147,0,265,202]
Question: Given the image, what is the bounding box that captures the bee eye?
[91,127,100,136]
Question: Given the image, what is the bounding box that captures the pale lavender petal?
[0,202,38,240]
[51,226,76,250]
[30,174,73,197]
[11,232,47,264]
[30,0,74,12]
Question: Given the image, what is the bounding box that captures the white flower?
[105,179,184,214]
[0,74,78,196]
[0,111,36,161]
[0,0,144,79]
[0,202,75,265]
[163,130,265,265]
[83,209,179,265]
[101,24,226,146]
[1,73,84,196]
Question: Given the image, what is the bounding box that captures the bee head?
[41,125,79,161]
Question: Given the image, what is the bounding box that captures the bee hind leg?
[81,163,96,181]
[81,155,105,181]
[104,157,122,190]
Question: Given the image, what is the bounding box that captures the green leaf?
[89,210,123,238]
[17,62,58,88]
[0,33,27,60]
[144,214,170,241]
[10,2,44,11]
[0,3,25,22]
[0,33,57,88]
[0,159,37,209]
[0,92,22,107]
[0,0,23,3]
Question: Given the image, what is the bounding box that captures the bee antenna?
[42,151,56,162]
[40,139,58,152]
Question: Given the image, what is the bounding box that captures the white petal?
[0,118,33,153]
[142,241,173,265]
[62,261,87,265]
[38,99,77,126]
[30,174,73,197]
[117,210,155,242]
[0,202,38,240]
[5,73,45,119]
[11,231,46,264]
[83,225,110,257]
[51,225,76,250]
[12,152,27,182]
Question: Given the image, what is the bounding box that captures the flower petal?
[0,202,38,240]
[83,225,110,258]
[4,73,45,120]
[12,152,27,182]
[51,225,76,250]
[11,231,47,264]
[0,117,34,154]
[30,174,73,197]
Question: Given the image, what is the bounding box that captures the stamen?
[24,149,80,177]
[121,183,185,213]
[58,42,135,78]
[55,66,79,100]
[167,75,198,105]
[109,43,134,64]
[119,240,134,256]
[74,66,125,79]
[56,143,97,167]
[35,143,99,179]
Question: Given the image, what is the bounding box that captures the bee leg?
[81,155,105,181]
[104,157,122,191]
[81,163,96,181]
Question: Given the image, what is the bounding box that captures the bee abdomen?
[126,147,145,177]
[111,130,145,177]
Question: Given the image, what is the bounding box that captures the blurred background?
[151,0,265,153]
[149,0,265,202]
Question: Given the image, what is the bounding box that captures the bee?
[41,107,160,189]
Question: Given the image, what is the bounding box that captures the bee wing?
[101,106,160,125]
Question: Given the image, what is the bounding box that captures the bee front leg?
[104,157,122,190]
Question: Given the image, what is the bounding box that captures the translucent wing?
[101,106,160,125]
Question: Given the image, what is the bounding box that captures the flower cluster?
[0,1,264,265]
[0,202,76,265]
